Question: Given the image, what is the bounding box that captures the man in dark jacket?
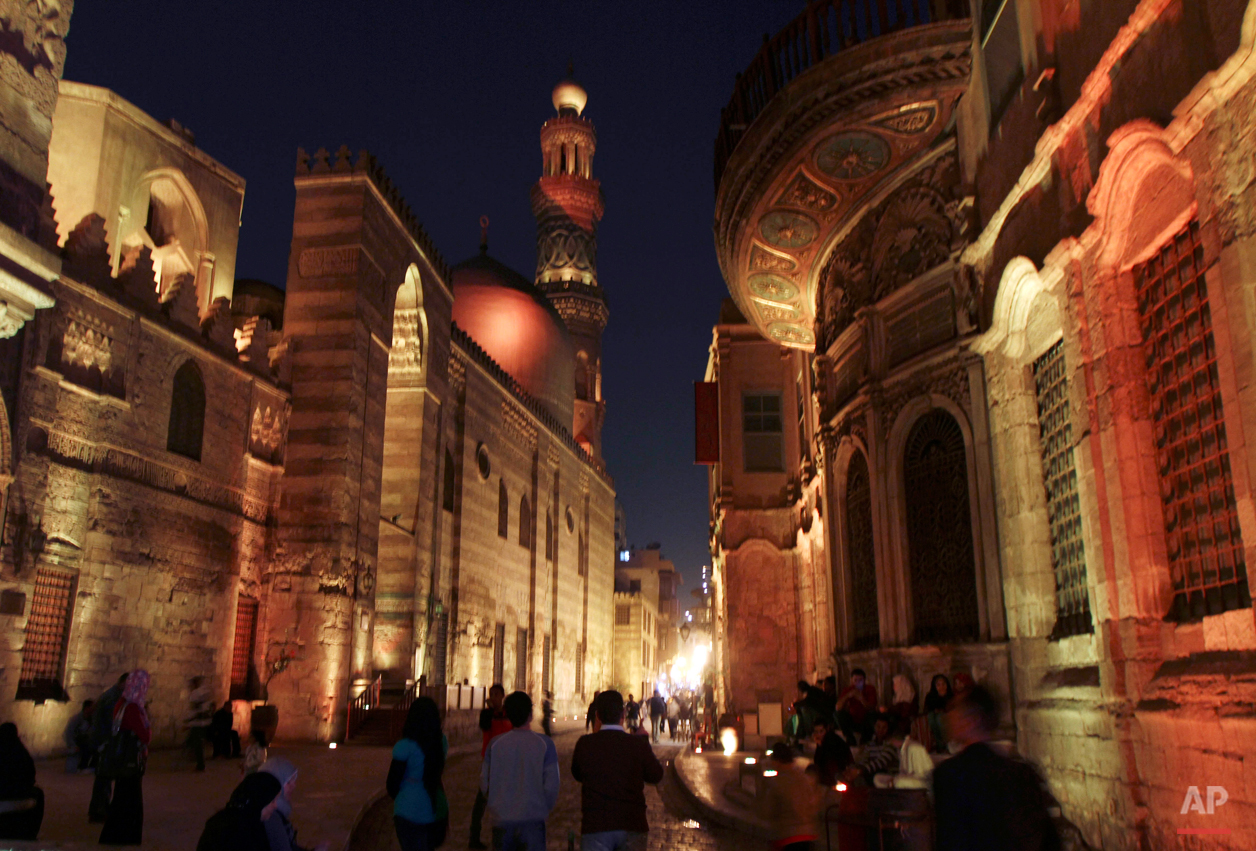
[646,691,666,743]
[470,684,511,850]
[572,690,664,851]
[88,673,127,822]
[932,685,1058,851]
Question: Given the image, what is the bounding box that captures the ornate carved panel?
[46,307,124,397]
[903,410,979,643]
[880,359,971,436]
[249,402,287,464]
[389,307,423,381]
[814,131,892,181]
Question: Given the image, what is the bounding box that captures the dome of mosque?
[451,250,575,427]
[552,77,588,115]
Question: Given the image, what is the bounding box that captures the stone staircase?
[346,677,411,746]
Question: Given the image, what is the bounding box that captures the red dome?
[451,251,574,427]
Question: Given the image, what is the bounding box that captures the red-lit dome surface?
[451,250,575,428]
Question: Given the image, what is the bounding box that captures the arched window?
[519,496,531,548]
[845,451,879,649]
[442,449,455,512]
[575,352,590,401]
[498,479,509,539]
[167,360,205,460]
[904,410,979,643]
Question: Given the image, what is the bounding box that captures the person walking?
[480,691,559,851]
[63,700,95,772]
[646,691,666,743]
[756,743,819,851]
[185,676,215,771]
[665,694,680,740]
[571,690,664,851]
[932,685,1058,851]
[211,701,240,759]
[99,668,151,846]
[541,692,554,738]
[624,694,640,733]
[0,723,43,840]
[469,684,511,850]
[387,697,448,851]
[89,673,128,823]
[585,690,600,733]
[196,771,284,851]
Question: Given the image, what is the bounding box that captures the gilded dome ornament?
[767,323,815,347]
[815,131,891,181]
[748,274,799,301]
[758,210,819,248]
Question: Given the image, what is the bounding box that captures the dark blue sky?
[63,1,800,586]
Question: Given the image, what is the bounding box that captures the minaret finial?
[479,215,489,254]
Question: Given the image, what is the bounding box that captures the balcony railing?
[715,0,970,185]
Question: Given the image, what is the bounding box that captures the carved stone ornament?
[298,245,359,278]
[869,187,953,301]
[767,323,815,347]
[814,131,891,181]
[816,252,869,350]
[249,403,286,461]
[870,103,938,136]
[0,0,70,77]
[0,301,26,337]
[880,359,971,435]
[776,172,839,215]
[749,244,797,273]
[536,225,596,280]
[390,307,423,379]
[748,274,799,302]
[759,211,819,249]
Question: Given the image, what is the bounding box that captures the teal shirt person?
[392,734,449,823]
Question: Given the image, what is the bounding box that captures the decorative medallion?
[749,244,797,273]
[776,172,839,215]
[748,274,799,302]
[871,103,938,136]
[767,323,815,347]
[758,211,819,248]
[754,300,802,323]
[815,132,891,181]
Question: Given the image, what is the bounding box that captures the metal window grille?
[743,393,784,472]
[19,567,75,689]
[430,611,448,685]
[904,410,980,643]
[497,480,509,538]
[575,641,584,697]
[845,451,880,650]
[615,605,630,625]
[1135,220,1251,620]
[519,496,531,548]
[230,597,259,698]
[515,627,528,691]
[1032,340,1094,638]
[493,622,505,685]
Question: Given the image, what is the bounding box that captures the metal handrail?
[346,675,381,740]
[714,0,970,185]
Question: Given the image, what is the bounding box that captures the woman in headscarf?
[923,674,952,753]
[889,674,918,737]
[0,722,43,840]
[197,771,284,851]
[387,696,448,851]
[100,669,151,846]
[259,757,329,851]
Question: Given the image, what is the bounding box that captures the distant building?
[612,545,682,693]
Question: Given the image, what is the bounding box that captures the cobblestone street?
[352,728,763,851]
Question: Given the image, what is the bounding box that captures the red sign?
[694,382,720,465]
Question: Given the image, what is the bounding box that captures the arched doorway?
[845,451,879,649]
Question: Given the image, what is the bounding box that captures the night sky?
[62,1,801,587]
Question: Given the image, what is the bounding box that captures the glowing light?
[364,705,370,711]
[682,820,701,829]
[721,728,738,756]
[743,757,756,765]
[835,782,847,792]
[694,746,703,753]
[763,770,778,777]
[328,743,338,749]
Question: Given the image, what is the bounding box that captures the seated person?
[810,718,853,786]
[888,675,917,736]
[0,723,44,841]
[873,734,934,790]
[63,700,95,772]
[835,669,878,745]
[842,715,899,787]
[922,674,952,753]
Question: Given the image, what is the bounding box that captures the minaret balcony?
[714,0,971,351]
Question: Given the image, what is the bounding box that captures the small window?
[743,393,783,472]
[545,513,554,561]
[476,444,491,480]
[493,622,505,685]
[616,605,631,625]
[442,449,456,512]
[515,627,528,691]
[519,496,531,548]
[167,360,205,461]
[498,480,509,538]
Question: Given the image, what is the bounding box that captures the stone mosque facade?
[0,1,616,754]
[706,0,1256,846]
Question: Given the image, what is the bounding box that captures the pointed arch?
[167,359,205,461]
[519,495,532,548]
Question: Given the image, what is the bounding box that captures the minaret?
[532,69,608,461]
